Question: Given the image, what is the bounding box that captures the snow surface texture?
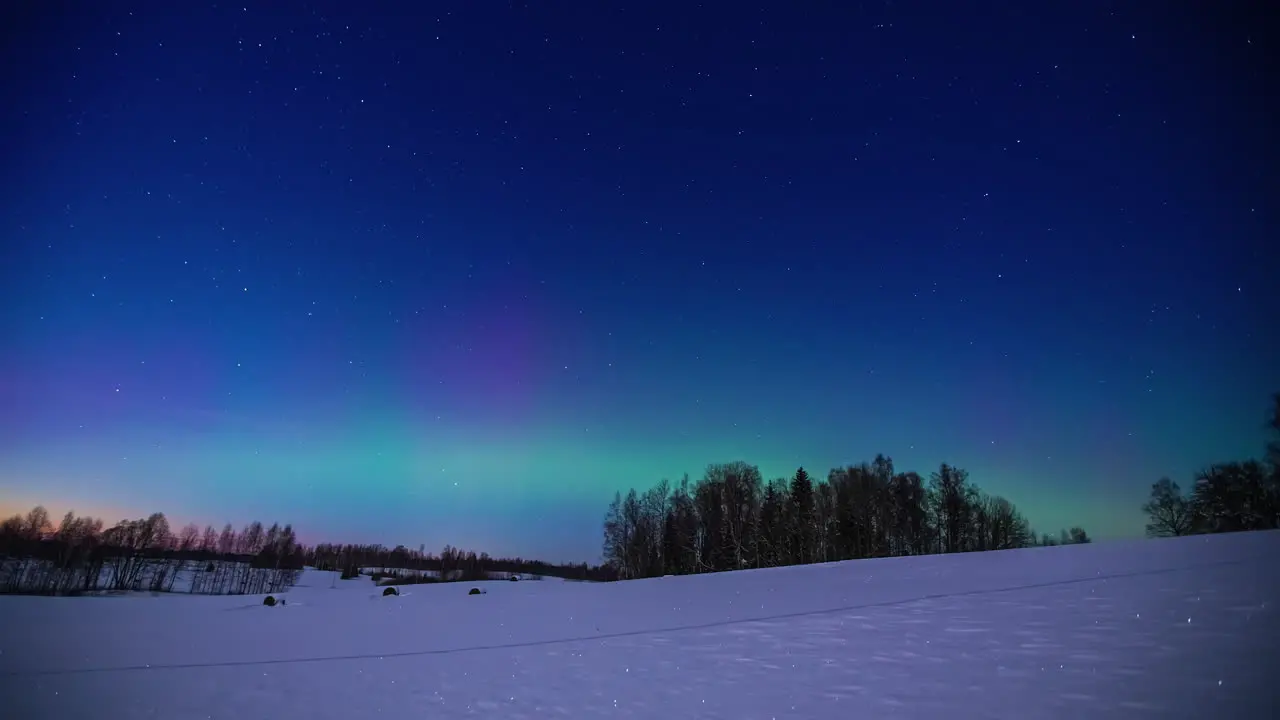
[2,531,1276,719]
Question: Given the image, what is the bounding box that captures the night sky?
[2,2,1275,562]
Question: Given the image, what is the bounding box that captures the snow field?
[1,531,1276,719]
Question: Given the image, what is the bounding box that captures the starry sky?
[1,2,1275,562]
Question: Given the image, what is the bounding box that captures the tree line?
[6,394,1272,595]
[0,509,304,595]
[1141,393,1280,537]
[306,542,614,583]
[0,507,615,596]
[602,454,1089,581]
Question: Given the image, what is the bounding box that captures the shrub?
[468,587,484,595]
[382,586,399,597]
[509,575,519,582]
[263,595,277,606]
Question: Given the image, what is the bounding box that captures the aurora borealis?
[2,2,1275,562]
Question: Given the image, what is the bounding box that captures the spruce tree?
[789,467,815,564]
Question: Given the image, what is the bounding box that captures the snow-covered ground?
[2,531,1276,719]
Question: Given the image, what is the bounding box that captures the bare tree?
[1142,478,1195,537]
[708,461,762,569]
[24,506,52,539]
[217,523,236,554]
[200,525,218,552]
[929,464,971,554]
[178,523,200,551]
[601,492,630,578]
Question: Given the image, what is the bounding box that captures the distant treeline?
[602,455,1090,581]
[0,508,615,596]
[0,510,303,596]
[1141,393,1280,537]
[306,543,615,583]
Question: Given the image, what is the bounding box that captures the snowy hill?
[2,531,1276,719]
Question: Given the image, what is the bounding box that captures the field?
[2,531,1276,719]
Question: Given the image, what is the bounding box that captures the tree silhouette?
[888,470,929,555]
[1140,393,1280,537]
[0,508,306,596]
[601,456,1059,580]
[788,467,816,564]
[929,463,971,554]
[1142,478,1195,537]
[1190,461,1277,533]
[1067,527,1091,544]
[757,479,788,567]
